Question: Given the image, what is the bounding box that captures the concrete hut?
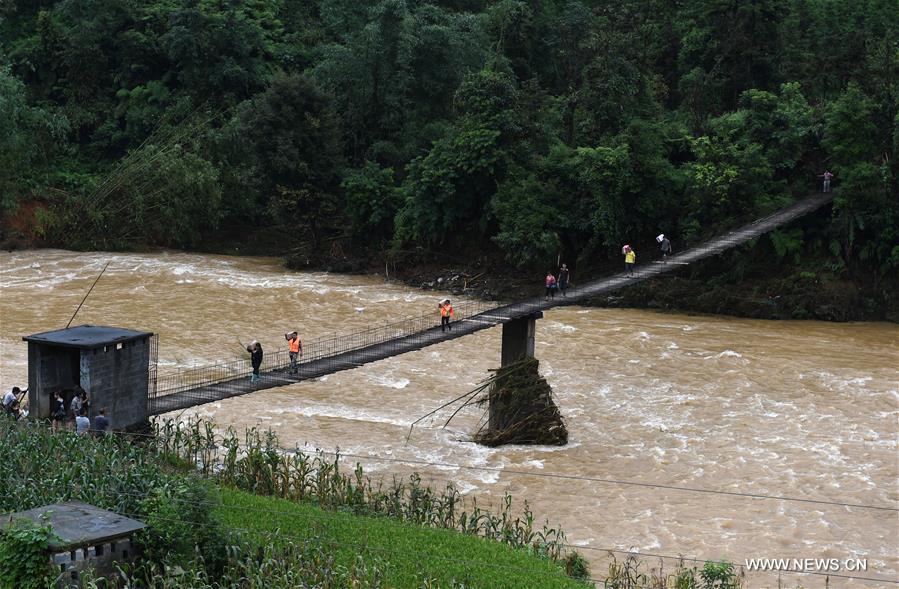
[23,325,155,430]
[4,501,146,585]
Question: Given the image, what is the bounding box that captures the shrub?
[0,519,56,589]
[604,554,744,589]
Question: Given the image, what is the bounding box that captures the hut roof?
[4,502,146,551]
[23,325,153,350]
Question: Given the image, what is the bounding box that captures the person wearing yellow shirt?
[623,245,636,277]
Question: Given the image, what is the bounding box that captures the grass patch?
[214,486,588,588]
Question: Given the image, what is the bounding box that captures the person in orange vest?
[439,299,454,332]
[285,331,302,374]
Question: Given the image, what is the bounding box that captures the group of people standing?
[544,233,673,298]
[4,384,109,436]
[544,264,571,300]
[47,387,109,436]
[245,330,304,383]
[544,233,673,296]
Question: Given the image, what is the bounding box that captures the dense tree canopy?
[1,0,897,286]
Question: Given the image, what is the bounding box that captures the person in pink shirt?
[820,170,834,192]
[545,272,557,300]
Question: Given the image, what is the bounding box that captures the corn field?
[149,417,571,562]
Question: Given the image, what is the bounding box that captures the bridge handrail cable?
[151,192,834,401]
[153,298,498,397]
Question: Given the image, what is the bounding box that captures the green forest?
[1,0,897,318]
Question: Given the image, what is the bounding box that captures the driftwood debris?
[475,357,567,447]
[408,357,567,447]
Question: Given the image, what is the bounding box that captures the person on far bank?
[820,170,834,192]
[75,409,90,436]
[286,331,302,374]
[558,264,570,297]
[623,245,636,277]
[658,234,672,261]
[545,272,557,300]
[247,341,264,383]
[94,408,110,437]
[439,299,454,332]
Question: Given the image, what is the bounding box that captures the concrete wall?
[491,313,541,432]
[27,342,79,419]
[27,338,150,429]
[499,313,540,367]
[79,337,150,429]
[52,538,138,588]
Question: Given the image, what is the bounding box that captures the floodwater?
[1,250,897,587]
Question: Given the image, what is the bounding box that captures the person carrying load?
[439,299,454,332]
[247,341,264,383]
[657,234,672,262]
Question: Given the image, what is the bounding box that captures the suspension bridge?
[143,192,835,415]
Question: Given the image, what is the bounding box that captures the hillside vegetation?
[0,417,589,588]
[1,0,897,317]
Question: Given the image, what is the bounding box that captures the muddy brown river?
[1,250,897,587]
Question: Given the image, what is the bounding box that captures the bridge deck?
[149,193,834,415]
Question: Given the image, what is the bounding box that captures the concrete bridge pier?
[490,312,542,431]
[499,312,541,367]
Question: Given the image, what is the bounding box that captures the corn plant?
[148,417,575,566]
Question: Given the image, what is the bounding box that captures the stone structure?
[499,312,541,367]
[491,312,542,431]
[4,501,146,587]
[23,325,154,430]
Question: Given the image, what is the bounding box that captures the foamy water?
[1,249,897,587]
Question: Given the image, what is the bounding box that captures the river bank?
[3,220,895,322]
[281,247,898,323]
[3,195,896,323]
[191,217,899,323]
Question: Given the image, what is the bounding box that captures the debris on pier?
[409,357,568,447]
[475,357,567,446]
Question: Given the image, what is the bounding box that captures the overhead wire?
[326,450,899,513]
[81,426,898,514]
